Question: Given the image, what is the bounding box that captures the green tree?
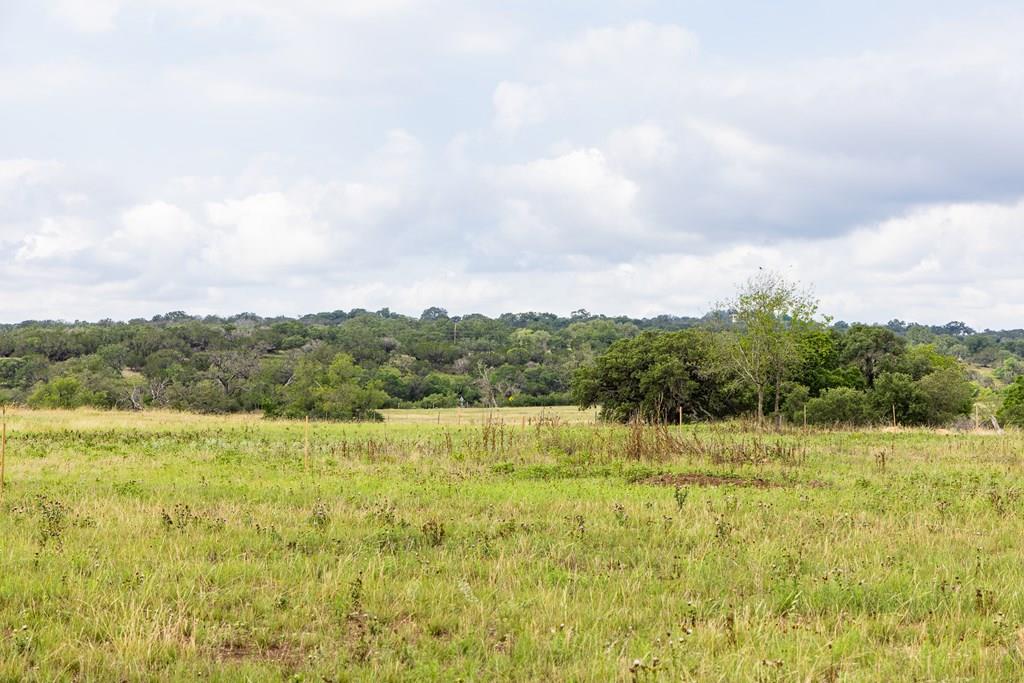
[275,353,387,421]
[719,272,820,427]
[805,387,872,426]
[573,330,742,423]
[870,372,927,425]
[998,377,1024,427]
[29,377,101,409]
[916,367,975,425]
[841,325,906,388]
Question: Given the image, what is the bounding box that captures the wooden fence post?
[1,404,6,495]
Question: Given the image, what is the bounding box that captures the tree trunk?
[756,387,764,428]
[773,379,783,431]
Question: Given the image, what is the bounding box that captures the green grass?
[2,407,1024,681]
[380,405,598,425]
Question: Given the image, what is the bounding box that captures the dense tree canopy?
[573,275,983,427]
[572,330,744,422]
[0,308,702,418]
[0,298,1015,426]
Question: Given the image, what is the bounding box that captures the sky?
[2,1,1024,328]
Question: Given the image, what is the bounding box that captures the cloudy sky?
[3,1,1024,327]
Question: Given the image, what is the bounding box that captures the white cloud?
[0,61,106,102]
[0,160,63,187]
[6,7,1024,326]
[492,82,547,132]
[607,124,676,168]
[16,217,94,262]
[496,148,637,216]
[202,192,335,277]
[449,27,519,55]
[104,201,201,270]
[556,21,697,70]
[48,0,124,32]
[489,148,645,255]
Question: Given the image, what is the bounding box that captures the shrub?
[997,377,1024,427]
[419,392,458,409]
[915,367,975,425]
[805,387,872,426]
[28,377,102,409]
[780,382,810,423]
[870,372,928,425]
[573,330,745,422]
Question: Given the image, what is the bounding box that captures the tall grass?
[0,408,1022,680]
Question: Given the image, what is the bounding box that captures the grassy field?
[2,407,1024,681]
[379,405,598,425]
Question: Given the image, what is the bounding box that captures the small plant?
[349,573,364,611]
[160,503,197,531]
[613,503,628,526]
[112,480,144,497]
[874,449,887,472]
[988,486,1019,516]
[494,518,521,539]
[34,495,69,548]
[715,515,733,541]
[371,500,398,526]
[422,519,446,546]
[571,514,586,538]
[309,499,330,529]
[673,486,689,510]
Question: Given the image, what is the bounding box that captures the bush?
[172,379,233,414]
[272,353,387,421]
[915,367,975,425]
[780,383,810,424]
[870,372,928,425]
[805,387,872,426]
[29,377,102,409]
[573,330,745,422]
[869,368,975,427]
[419,393,458,409]
[998,377,1024,427]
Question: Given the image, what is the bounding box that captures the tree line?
[575,273,1013,428]
[1,279,1023,426]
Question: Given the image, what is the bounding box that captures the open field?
[2,408,1024,680]
[380,406,598,425]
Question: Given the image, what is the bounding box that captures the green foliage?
[273,353,387,421]
[573,330,744,422]
[718,271,820,425]
[997,377,1024,427]
[0,298,1004,426]
[915,367,976,425]
[805,387,873,425]
[780,382,810,423]
[841,324,906,387]
[9,413,1024,679]
[870,372,928,425]
[869,368,975,427]
[171,379,231,414]
[29,376,102,409]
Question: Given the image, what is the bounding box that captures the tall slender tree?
[719,271,820,428]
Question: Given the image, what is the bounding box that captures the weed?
[421,519,446,547]
[309,499,330,529]
[613,503,628,526]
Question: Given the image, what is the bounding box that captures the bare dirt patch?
[216,641,305,667]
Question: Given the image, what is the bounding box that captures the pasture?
[1,407,1024,681]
